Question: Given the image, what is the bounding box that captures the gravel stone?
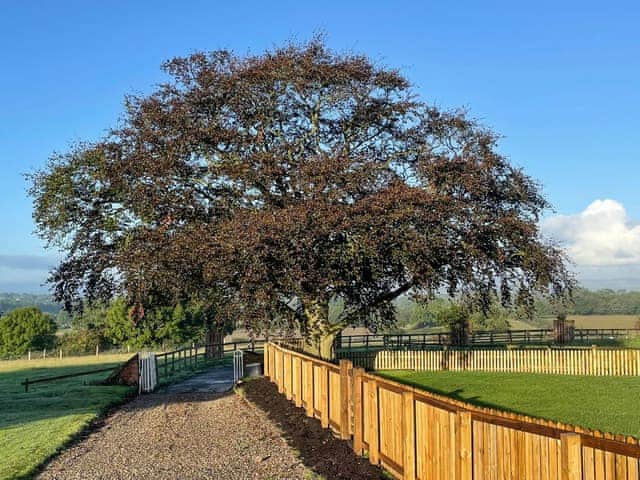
[38,390,313,479]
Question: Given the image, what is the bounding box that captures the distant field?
[566,314,639,329]
[398,315,640,334]
[0,354,133,480]
[379,370,640,438]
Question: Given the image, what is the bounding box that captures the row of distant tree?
[2,288,639,322]
[0,300,219,358]
[1,288,639,357]
[534,289,640,316]
[393,288,640,331]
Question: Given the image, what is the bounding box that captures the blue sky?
[0,1,639,292]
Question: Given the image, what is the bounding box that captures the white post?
[233,350,244,383]
[96,344,100,356]
[28,350,31,361]
[138,353,158,394]
[59,349,63,359]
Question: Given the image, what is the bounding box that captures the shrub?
[435,303,470,345]
[0,307,57,356]
[57,329,108,355]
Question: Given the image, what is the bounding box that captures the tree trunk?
[303,332,338,360]
[299,300,342,360]
[205,327,224,359]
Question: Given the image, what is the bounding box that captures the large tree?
[30,38,572,357]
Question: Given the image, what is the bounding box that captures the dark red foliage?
[28,38,573,339]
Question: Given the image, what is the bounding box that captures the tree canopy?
[29,38,572,356]
[0,307,57,356]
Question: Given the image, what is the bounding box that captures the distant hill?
[0,293,61,316]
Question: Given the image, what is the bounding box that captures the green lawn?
[0,355,134,480]
[378,370,640,438]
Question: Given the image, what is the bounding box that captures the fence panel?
[339,347,640,376]
[265,342,640,480]
[336,329,640,351]
[265,344,640,480]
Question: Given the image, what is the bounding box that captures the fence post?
[560,433,582,480]
[275,348,282,393]
[285,352,293,401]
[320,364,329,428]
[457,412,473,480]
[368,379,380,465]
[96,344,99,356]
[59,349,63,359]
[402,390,416,480]
[353,367,364,455]
[263,343,269,378]
[339,359,351,440]
[28,350,31,361]
[305,359,314,417]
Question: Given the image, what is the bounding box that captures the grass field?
[0,354,134,480]
[566,314,640,329]
[378,370,640,438]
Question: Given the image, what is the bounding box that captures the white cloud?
[542,199,640,267]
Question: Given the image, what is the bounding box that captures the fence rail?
[338,346,640,376]
[265,342,640,480]
[21,365,121,392]
[337,328,640,351]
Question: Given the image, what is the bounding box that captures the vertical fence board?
[321,365,329,428]
[353,367,365,455]
[402,391,416,480]
[340,360,351,440]
[368,379,380,466]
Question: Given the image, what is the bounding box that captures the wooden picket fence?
[264,342,640,480]
[338,347,640,376]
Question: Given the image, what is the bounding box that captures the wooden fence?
[264,342,640,480]
[338,347,640,376]
[337,329,640,351]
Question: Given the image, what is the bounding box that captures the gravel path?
[38,387,313,479]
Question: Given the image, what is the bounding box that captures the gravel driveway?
[38,382,312,479]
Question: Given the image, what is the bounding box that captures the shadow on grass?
[240,377,388,480]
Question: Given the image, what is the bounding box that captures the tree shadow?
[241,378,388,480]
